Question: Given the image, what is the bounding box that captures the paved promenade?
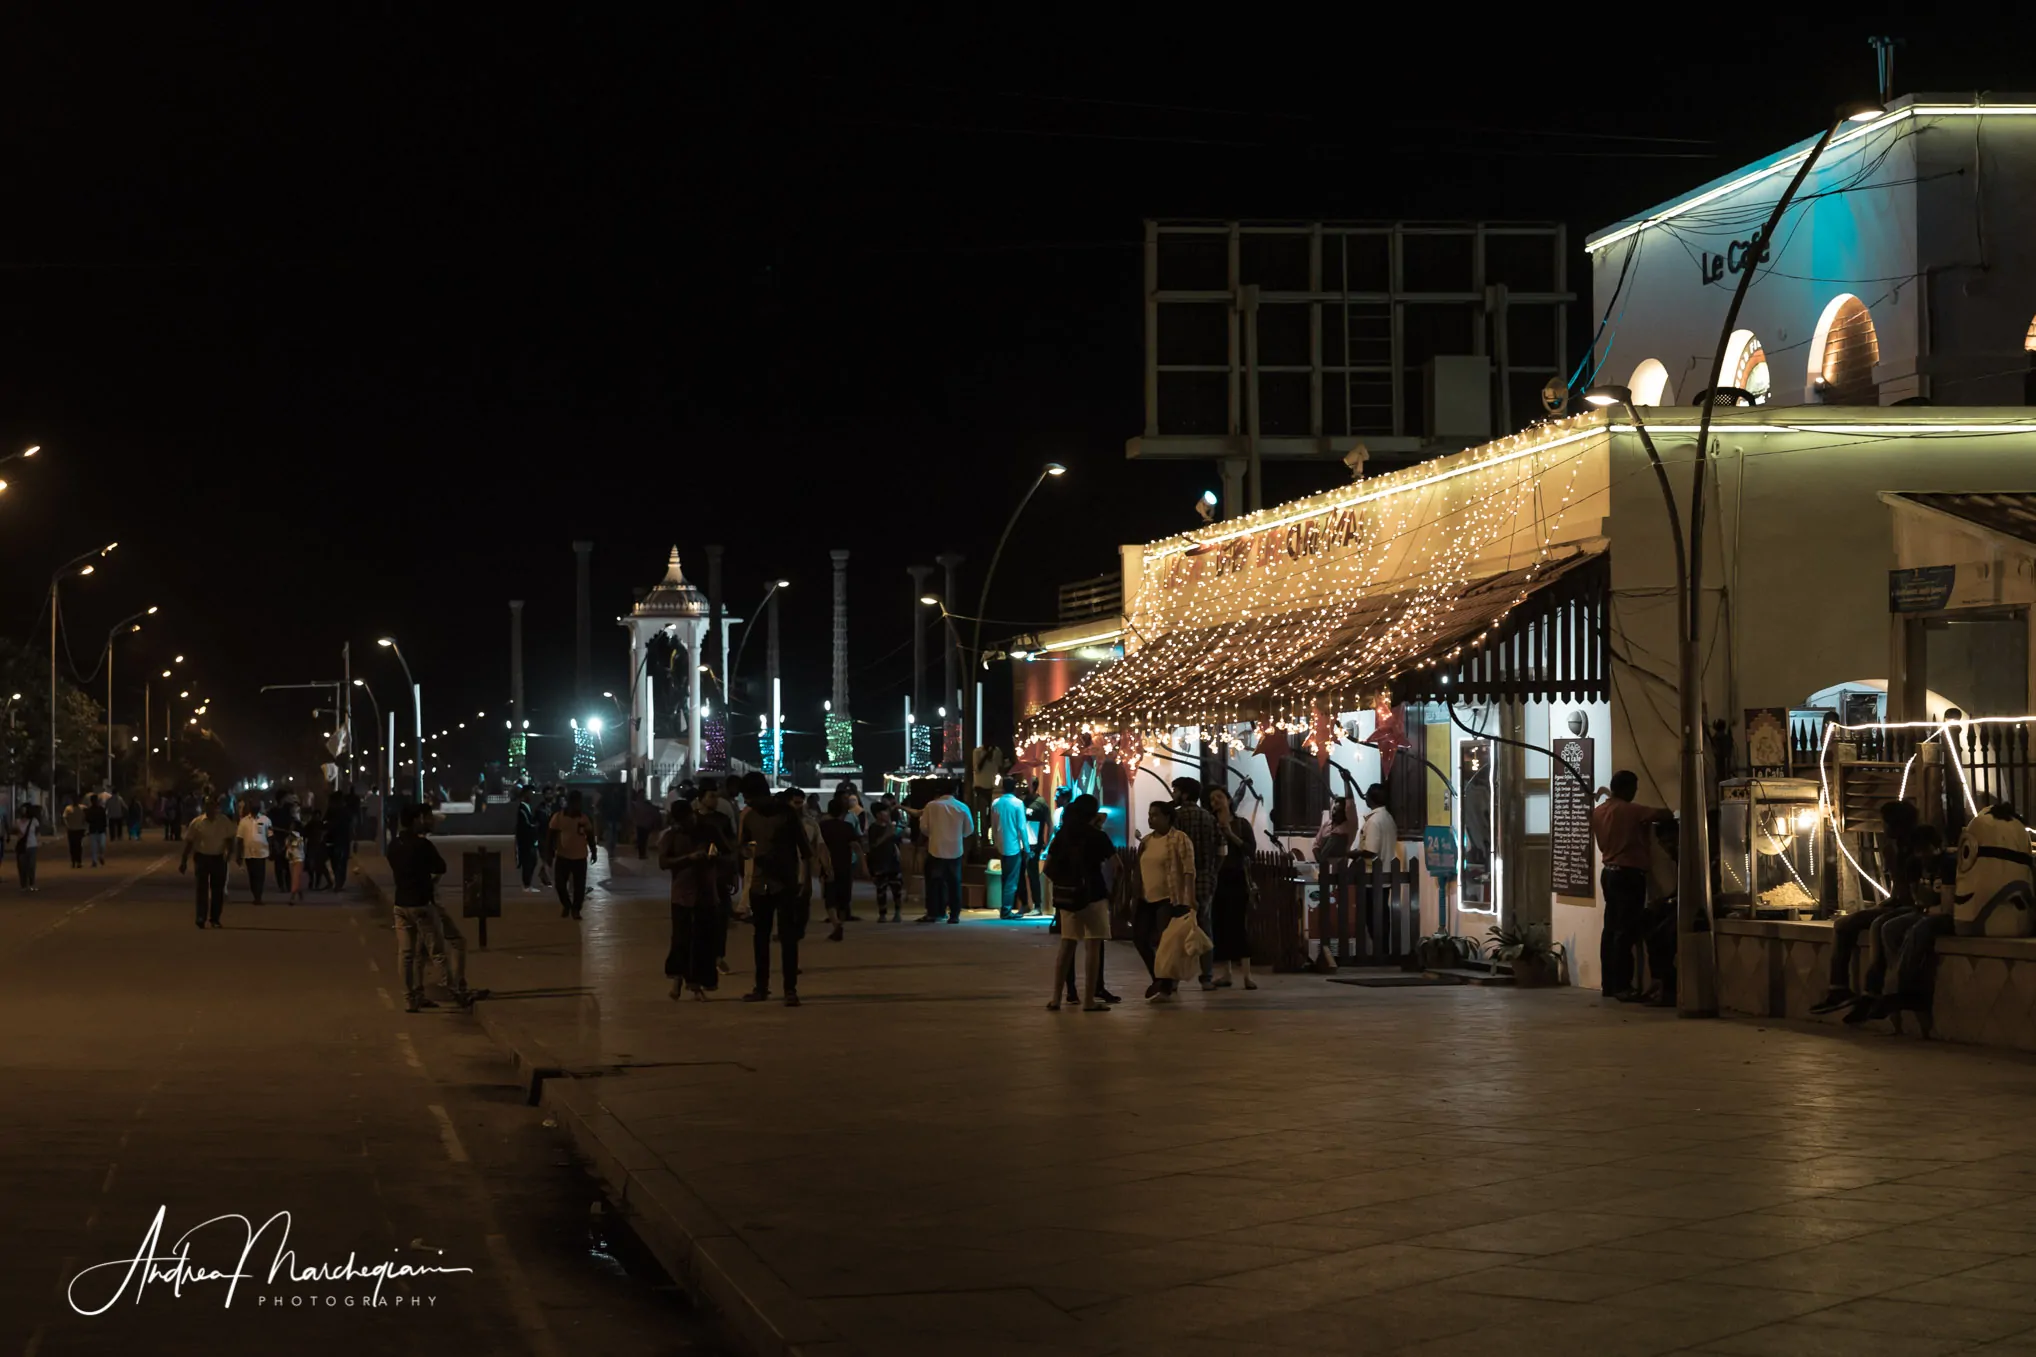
[365,835,2036,1357]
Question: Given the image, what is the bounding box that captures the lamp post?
[1581,97,1882,1018]
[964,463,1064,790]
[376,637,424,802]
[49,541,117,797]
[350,679,387,829]
[101,606,158,794]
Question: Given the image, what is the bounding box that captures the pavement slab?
[357,834,2036,1356]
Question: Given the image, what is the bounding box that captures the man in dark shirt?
[386,803,478,1013]
[325,787,359,890]
[741,787,814,1007]
[1171,777,1223,990]
[1592,771,1675,1001]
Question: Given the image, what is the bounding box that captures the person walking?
[85,794,109,867]
[867,803,904,920]
[915,779,974,924]
[386,803,481,1012]
[127,791,144,841]
[548,788,598,919]
[62,798,88,869]
[14,803,41,891]
[1021,780,1051,916]
[661,799,730,1001]
[1170,777,1223,991]
[1134,800,1198,1001]
[818,794,860,940]
[740,782,814,1006]
[234,798,274,904]
[633,792,661,859]
[1206,786,1257,990]
[1591,771,1674,1000]
[304,808,332,892]
[179,794,236,928]
[104,790,127,853]
[536,784,559,887]
[327,787,358,890]
[989,777,1031,919]
[1044,794,1116,1011]
[282,820,307,904]
[513,786,544,893]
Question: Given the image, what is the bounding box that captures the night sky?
[0,10,2025,778]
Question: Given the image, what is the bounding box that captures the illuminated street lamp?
[101,605,158,792]
[965,462,1065,785]
[49,541,116,795]
[377,636,424,801]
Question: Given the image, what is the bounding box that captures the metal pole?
[766,591,781,781]
[106,644,113,794]
[908,565,933,741]
[1242,283,1262,512]
[967,469,1059,791]
[50,583,58,801]
[412,682,423,802]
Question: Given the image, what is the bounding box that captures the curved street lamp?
[964,463,1064,782]
[377,637,424,801]
[101,605,158,792]
[49,541,117,796]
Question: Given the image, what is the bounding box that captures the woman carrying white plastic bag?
[1134,801,1200,1001]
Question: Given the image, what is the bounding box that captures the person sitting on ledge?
[1845,822,1954,1027]
[1810,799,1919,1015]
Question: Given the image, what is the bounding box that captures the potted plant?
[1414,927,1482,972]
[1485,923,1566,988]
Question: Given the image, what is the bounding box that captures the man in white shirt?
[916,780,975,925]
[234,799,275,904]
[989,778,1031,918]
[1356,782,1398,861]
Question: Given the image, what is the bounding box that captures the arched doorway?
[1806,294,1880,403]
[1629,358,1672,406]
[1719,329,1771,404]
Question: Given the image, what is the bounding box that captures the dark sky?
[0,9,2023,777]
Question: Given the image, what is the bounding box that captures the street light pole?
[101,607,157,795]
[49,542,117,799]
[963,463,1064,795]
[377,638,424,802]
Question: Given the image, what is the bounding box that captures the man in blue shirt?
[990,778,1031,919]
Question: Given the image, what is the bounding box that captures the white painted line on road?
[395,1032,424,1071]
[483,1232,567,1357]
[375,987,395,1011]
[22,855,171,945]
[100,1164,117,1195]
[426,1104,469,1163]
[82,1209,97,1232]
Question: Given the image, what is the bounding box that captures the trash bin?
[462,847,502,947]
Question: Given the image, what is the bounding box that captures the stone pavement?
[370,836,2036,1357]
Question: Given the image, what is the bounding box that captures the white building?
[1587,94,2036,410]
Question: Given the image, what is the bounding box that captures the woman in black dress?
[661,800,731,1001]
[1205,786,1257,989]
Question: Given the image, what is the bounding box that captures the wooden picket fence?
[1313,855,1424,966]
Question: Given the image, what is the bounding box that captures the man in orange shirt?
[1591,771,1673,1001]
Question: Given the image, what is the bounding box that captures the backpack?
[1045,829,1085,892]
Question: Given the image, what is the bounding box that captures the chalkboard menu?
[1551,736,1596,898]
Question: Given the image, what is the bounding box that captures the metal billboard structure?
[1129,219,1574,514]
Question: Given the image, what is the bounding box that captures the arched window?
[1719,329,1771,404]
[1628,358,1672,406]
[1806,294,1880,403]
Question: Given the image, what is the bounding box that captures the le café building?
[1023,95,2036,990]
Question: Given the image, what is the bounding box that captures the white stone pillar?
[686,619,706,776]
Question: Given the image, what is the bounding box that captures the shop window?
[1272,754,1329,835]
[1719,328,1771,404]
[1806,294,1880,404]
[1628,358,1672,406]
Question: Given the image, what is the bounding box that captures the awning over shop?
[1023,548,1606,738]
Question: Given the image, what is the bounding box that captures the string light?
[1024,413,1603,748]
[825,712,855,767]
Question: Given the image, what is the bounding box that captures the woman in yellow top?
[1134,801,1197,1001]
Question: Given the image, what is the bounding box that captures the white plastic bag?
[1154,910,1213,981]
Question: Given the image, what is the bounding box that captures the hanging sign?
[1888,566,1956,613]
[1550,736,1595,898]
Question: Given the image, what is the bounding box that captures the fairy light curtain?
[1025,419,1604,743]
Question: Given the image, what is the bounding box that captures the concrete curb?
[356,853,855,1357]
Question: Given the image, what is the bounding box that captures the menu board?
[1551,736,1596,899]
